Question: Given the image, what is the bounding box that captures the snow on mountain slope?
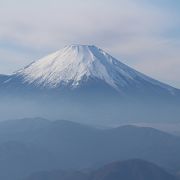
[14,44,176,94]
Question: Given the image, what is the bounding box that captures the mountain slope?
[1,44,179,95]
[1,119,180,173]
[0,141,57,180]
[25,159,178,180]
[91,159,178,180]
[0,45,179,123]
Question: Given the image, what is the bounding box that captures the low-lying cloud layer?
[0,0,180,87]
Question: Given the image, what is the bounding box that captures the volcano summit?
[0,45,179,124]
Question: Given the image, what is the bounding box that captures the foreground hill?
[0,118,180,179]
[25,159,178,180]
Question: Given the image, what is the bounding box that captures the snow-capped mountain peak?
[16,44,123,89]
[15,44,175,94]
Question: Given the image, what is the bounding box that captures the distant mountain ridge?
[0,118,180,180]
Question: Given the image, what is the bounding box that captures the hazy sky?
[0,0,180,88]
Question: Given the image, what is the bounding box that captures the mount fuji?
[2,44,178,94]
[0,45,179,124]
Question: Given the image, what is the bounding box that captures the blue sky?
[0,0,180,88]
